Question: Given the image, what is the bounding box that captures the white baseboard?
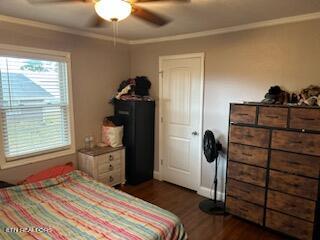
[153,171,161,180]
[197,186,225,201]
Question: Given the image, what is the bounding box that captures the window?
[0,44,75,169]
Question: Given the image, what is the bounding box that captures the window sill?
[0,146,75,169]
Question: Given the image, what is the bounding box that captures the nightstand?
[78,146,125,187]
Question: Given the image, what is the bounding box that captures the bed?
[0,170,187,240]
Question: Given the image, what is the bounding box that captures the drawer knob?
[109,155,113,161]
[109,176,114,182]
[299,117,315,121]
[242,152,253,157]
[245,134,254,138]
[266,115,279,119]
[239,207,249,213]
[109,164,114,171]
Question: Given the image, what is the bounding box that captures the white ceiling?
[0,0,320,40]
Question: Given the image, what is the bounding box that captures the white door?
[159,53,204,191]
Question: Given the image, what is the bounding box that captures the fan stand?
[199,156,225,215]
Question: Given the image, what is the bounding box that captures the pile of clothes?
[110,76,153,103]
[298,85,320,106]
[262,85,320,106]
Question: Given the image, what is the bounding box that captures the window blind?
[0,56,71,160]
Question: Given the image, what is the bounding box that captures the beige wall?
[1,18,319,189]
[0,22,130,183]
[129,19,320,191]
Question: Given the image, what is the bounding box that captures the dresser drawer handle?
[238,113,249,116]
[242,152,253,157]
[109,164,114,171]
[239,207,249,213]
[287,161,301,166]
[298,117,315,121]
[245,134,254,138]
[289,183,300,188]
[109,155,113,161]
[266,115,279,119]
[287,224,295,229]
[109,176,114,182]
[289,140,302,144]
[240,189,250,194]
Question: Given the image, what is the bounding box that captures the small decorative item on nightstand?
[78,146,126,187]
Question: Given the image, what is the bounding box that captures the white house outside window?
[0,44,75,169]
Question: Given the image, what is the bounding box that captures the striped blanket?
[0,170,186,240]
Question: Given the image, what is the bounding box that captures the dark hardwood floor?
[120,180,286,240]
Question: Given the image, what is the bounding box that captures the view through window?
[0,56,72,161]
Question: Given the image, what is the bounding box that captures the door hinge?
[159,71,164,78]
[161,159,163,165]
[161,117,164,123]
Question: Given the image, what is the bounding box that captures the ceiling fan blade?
[87,14,111,28]
[27,0,91,4]
[134,0,190,2]
[132,6,170,26]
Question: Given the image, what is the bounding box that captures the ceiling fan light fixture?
[95,0,132,22]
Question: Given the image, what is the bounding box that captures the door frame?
[158,52,205,192]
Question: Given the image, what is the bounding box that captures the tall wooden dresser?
[225,103,320,240]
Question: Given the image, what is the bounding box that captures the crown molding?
[129,11,320,45]
[1,12,320,46]
[0,14,129,44]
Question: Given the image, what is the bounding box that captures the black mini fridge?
[114,100,155,185]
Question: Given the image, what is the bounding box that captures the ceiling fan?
[27,0,190,27]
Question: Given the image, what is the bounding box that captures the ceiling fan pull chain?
[112,20,116,46]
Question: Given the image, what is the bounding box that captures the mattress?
[0,170,186,240]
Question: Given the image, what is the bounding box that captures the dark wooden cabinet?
[226,103,320,240]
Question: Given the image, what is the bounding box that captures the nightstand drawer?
[99,170,121,186]
[98,160,120,174]
[106,151,121,162]
[98,152,121,165]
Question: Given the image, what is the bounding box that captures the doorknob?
[192,131,199,136]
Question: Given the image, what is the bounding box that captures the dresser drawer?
[266,210,314,240]
[228,162,266,187]
[99,170,121,186]
[268,170,318,200]
[229,125,270,148]
[228,143,268,168]
[226,196,264,225]
[98,160,121,175]
[258,106,288,128]
[230,105,257,124]
[271,130,320,156]
[270,150,320,178]
[227,178,265,206]
[290,108,320,131]
[267,190,316,222]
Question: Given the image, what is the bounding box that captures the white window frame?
[0,44,75,169]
